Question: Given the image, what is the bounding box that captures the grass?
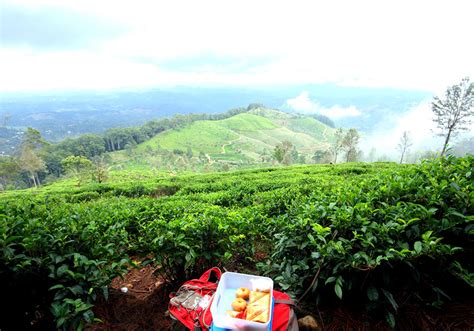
[219,113,278,131]
[286,117,334,141]
[137,121,239,154]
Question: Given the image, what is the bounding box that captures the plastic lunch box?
[210,272,274,330]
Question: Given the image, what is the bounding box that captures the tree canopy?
[342,129,360,162]
[432,77,474,156]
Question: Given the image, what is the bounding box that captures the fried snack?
[236,287,250,300]
[249,290,268,302]
[246,291,270,323]
[231,298,247,312]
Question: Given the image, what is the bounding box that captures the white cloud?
[362,100,474,156]
[286,91,361,119]
[361,101,442,159]
[1,0,474,91]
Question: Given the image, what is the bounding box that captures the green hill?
[115,108,335,170]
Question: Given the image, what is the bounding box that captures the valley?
[0,85,430,156]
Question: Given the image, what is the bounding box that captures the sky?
[1,0,474,93]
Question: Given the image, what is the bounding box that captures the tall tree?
[290,147,299,164]
[22,127,48,150]
[73,134,106,158]
[331,128,345,163]
[342,129,360,162]
[273,140,294,165]
[397,131,413,164]
[0,157,21,190]
[312,150,325,164]
[432,77,474,156]
[61,156,93,186]
[18,146,46,187]
[91,155,109,184]
[17,128,47,187]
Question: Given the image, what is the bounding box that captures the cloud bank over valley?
[286,91,362,119]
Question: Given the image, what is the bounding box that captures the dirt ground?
[85,265,172,331]
[85,264,474,331]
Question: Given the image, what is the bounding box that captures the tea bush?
[259,157,473,326]
[0,157,472,329]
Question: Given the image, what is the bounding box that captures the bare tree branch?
[432,77,474,156]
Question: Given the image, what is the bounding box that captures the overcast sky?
[1,0,473,92]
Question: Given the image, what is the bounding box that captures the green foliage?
[55,134,106,159]
[220,113,278,131]
[272,140,294,165]
[136,203,252,283]
[4,108,337,189]
[22,127,49,150]
[91,155,109,184]
[285,117,332,140]
[312,149,331,164]
[0,199,131,329]
[131,110,333,170]
[1,156,473,328]
[61,156,93,186]
[0,156,22,189]
[259,156,473,326]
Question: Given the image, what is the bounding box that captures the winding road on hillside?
[221,136,242,154]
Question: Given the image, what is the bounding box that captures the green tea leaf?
[334,283,343,299]
[367,286,379,301]
[385,311,395,328]
[414,241,422,254]
[382,289,398,311]
[325,276,336,285]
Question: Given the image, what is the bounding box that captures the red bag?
[272,291,299,331]
[169,267,299,331]
[169,267,221,330]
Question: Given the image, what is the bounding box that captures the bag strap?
[201,292,215,330]
[275,298,299,331]
[286,308,299,331]
[274,299,296,306]
[198,267,222,283]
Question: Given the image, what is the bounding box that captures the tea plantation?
[1,157,473,329]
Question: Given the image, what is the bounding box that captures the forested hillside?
[0,106,338,189]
